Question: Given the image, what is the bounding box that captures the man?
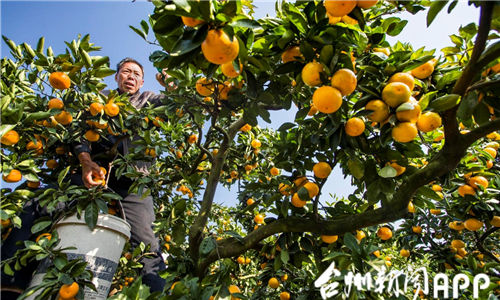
[73,58,166,292]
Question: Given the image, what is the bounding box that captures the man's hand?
[156,69,176,91]
[78,152,105,188]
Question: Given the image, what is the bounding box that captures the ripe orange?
[237,256,245,264]
[48,98,64,110]
[400,249,410,257]
[254,214,265,224]
[35,232,52,243]
[396,102,421,123]
[279,183,291,195]
[1,130,20,146]
[3,169,22,183]
[312,86,343,114]
[486,160,493,169]
[54,111,73,125]
[27,181,40,188]
[356,230,366,241]
[281,274,288,281]
[145,148,156,157]
[280,291,291,300]
[313,162,332,179]
[464,218,483,231]
[302,61,324,86]
[281,46,303,63]
[196,77,215,96]
[59,282,79,299]
[357,0,378,9]
[240,124,252,132]
[291,193,307,208]
[345,117,365,136]
[468,176,488,189]
[327,13,342,25]
[449,221,465,231]
[294,176,308,187]
[246,198,255,206]
[411,61,434,79]
[270,167,280,176]
[84,130,100,142]
[181,16,204,27]
[451,239,465,249]
[382,82,411,108]
[490,216,500,227]
[432,184,442,192]
[201,29,240,65]
[89,102,104,116]
[308,103,318,116]
[324,0,356,17]
[268,277,280,289]
[251,139,261,148]
[221,61,243,78]
[26,139,43,151]
[388,72,415,91]
[392,122,418,143]
[303,182,319,198]
[372,250,381,257]
[104,102,120,117]
[412,226,422,234]
[49,72,71,90]
[416,112,442,132]
[365,100,389,122]
[483,147,497,159]
[46,159,58,169]
[458,184,475,197]
[377,227,392,240]
[228,285,241,300]
[407,201,415,213]
[389,162,406,176]
[430,209,442,215]
[330,68,357,96]
[321,235,338,244]
[188,134,198,144]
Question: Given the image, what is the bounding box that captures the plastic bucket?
[27,214,130,300]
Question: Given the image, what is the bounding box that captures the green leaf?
[140,20,149,35]
[84,201,99,230]
[174,0,190,12]
[31,219,52,234]
[343,233,359,254]
[199,237,216,256]
[278,122,296,132]
[347,158,364,180]
[429,94,461,112]
[418,91,438,111]
[130,25,147,40]
[36,37,45,53]
[280,249,290,264]
[58,166,70,188]
[427,1,449,27]
[0,124,16,138]
[378,165,397,178]
[94,67,115,78]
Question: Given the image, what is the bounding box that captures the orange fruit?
[396,102,421,123]
[416,112,442,132]
[59,282,79,299]
[46,159,58,169]
[356,230,366,241]
[324,0,356,17]
[312,86,343,114]
[432,184,442,192]
[321,235,338,244]
[26,139,43,151]
[279,183,291,196]
[237,256,245,264]
[468,176,488,189]
[365,100,389,122]
[280,291,291,300]
[464,218,483,231]
[407,201,415,213]
[49,72,71,90]
[55,146,66,155]
[294,176,308,187]
[181,16,204,27]
[400,249,410,257]
[486,160,493,169]
[54,111,73,125]
[392,122,418,143]
[281,274,288,281]
[458,184,475,197]
[188,134,198,144]
[254,214,265,224]
[388,72,415,91]
[145,148,156,157]
[221,61,243,78]
[411,61,434,79]
[330,68,357,96]
[291,193,307,208]
[483,147,497,159]
[268,277,280,289]
[84,130,100,142]
[196,77,215,96]
[430,209,441,215]
[27,181,40,188]
[372,250,381,257]
[35,232,52,243]
[89,102,104,116]
[308,104,318,116]
[449,221,465,231]
[345,117,365,136]
[327,13,342,25]
[382,82,411,107]
[3,169,22,183]
[251,139,261,148]
[240,124,252,132]
[412,226,422,234]
[201,29,240,65]
[218,81,232,100]
[451,239,465,249]
[303,182,319,198]
[313,162,332,179]
[270,167,280,176]
[357,0,378,9]
[341,15,358,25]
[48,98,64,110]
[281,46,303,63]
[301,61,323,86]
[228,285,241,300]
[104,102,120,117]
[377,227,392,240]
[1,130,20,146]
[389,162,406,176]
[490,216,500,227]
[246,198,255,206]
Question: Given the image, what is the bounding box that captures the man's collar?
[116,88,141,97]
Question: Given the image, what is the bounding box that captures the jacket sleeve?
[73,138,92,157]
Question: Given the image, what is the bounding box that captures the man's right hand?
[78,152,105,188]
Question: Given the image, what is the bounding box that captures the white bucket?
[26,214,130,300]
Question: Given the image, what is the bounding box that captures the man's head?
[115,58,144,94]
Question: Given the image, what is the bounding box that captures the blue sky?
[1,1,477,204]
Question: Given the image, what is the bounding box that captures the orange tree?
[2,0,500,299]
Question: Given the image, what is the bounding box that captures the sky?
[1,1,478,205]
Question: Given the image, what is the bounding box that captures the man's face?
[115,62,144,94]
